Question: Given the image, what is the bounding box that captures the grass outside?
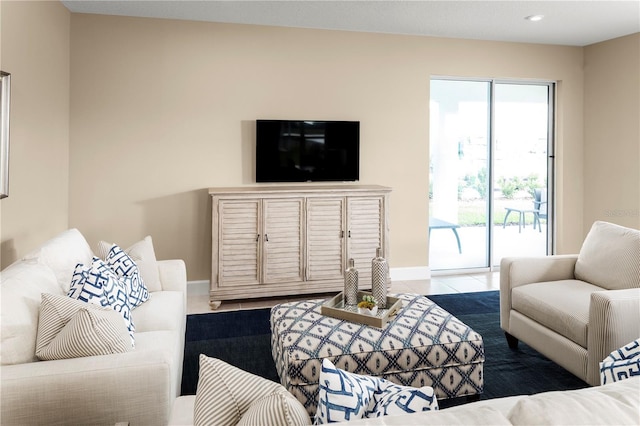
[437,199,539,227]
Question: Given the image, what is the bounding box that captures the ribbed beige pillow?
[36,293,132,360]
[193,355,311,426]
[575,221,640,290]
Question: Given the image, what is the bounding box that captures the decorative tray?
[321,291,403,328]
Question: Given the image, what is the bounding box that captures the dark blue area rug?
[181,291,588,406]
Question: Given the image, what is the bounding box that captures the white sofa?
[335,377,640,425]
[169,376,640,425]
[500,221,640,386]
[1,229,187,426]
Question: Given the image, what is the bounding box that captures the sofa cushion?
[98,236,162,292]
[35,293,132,360]
[575,221,640,290]
[22,228,93,293]
[104,244,150,308]
[507,377,640,425]
[512,280,602,347]
[315,358,438,424]
[131,291,184,332]
[193,355,311,426]
[68,257,135,345]
[0,261,60,365]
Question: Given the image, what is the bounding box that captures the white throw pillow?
[35,293,132,360]
[67,257,135,346]
[193,355,311,426]
[315,359,438,424]
[98,236,162,292]
[22,228,94,293]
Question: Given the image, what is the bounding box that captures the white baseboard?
[187,267,431,297]
[187,280,209,296]
[390,266,431,281]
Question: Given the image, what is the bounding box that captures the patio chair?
[502,187,547,233]
[532,188,547,232]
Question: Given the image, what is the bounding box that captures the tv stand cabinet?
[209,185,391,309]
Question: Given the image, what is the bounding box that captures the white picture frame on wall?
[0,71,10,199]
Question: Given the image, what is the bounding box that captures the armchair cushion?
[512,280,602,347]
[575,221,640,290]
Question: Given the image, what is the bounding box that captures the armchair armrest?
[587,288,640,386]
[500,255,578,289]
[500,255,578,332]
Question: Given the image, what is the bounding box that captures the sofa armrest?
[587,288,640,386]
[158,259,187,293]
[1,350,173,425]
[500,255,578,332]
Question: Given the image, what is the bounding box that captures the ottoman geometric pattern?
[270,293,484,416]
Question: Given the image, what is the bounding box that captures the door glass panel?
[493,83,549,264]
[429,79,552,271]
[429,80,490,270]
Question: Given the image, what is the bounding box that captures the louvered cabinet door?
[262,198,305,284]
[218,199,261,287]
[306,197,345,281]
[346,196,383,287]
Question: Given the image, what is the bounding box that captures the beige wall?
[69,14,587,280]
[584,34,640,230]
[0,1,70,269]
[3,7,634,280]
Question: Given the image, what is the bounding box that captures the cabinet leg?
[209,300,222,310]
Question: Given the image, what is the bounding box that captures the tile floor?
[187,271,500,314]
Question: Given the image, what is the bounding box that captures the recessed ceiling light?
[525,15,545,22]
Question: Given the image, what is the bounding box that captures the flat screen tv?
[256,120,360,183]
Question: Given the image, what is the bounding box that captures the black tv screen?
[256,120,360,183]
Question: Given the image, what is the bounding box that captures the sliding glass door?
[429,79,553,271]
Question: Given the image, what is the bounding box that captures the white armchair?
[500,221,640,386]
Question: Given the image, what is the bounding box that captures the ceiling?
[61,0,640,47]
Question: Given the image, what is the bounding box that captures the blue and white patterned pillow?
[314,359,438,424]
[368,377,438,418]
[68,257,135,346]
[104,244,150,308]
[600,339,640,385]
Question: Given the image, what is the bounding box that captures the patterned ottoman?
[270,293,484,416]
